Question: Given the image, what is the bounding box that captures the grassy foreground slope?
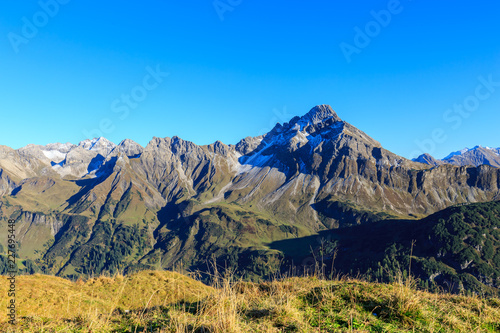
[1,270,500,332]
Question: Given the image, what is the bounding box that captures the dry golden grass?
[0,269,499,332]
[0,270,211,332]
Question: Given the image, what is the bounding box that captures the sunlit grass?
[0,268,499,332]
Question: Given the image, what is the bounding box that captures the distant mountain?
[444,146,500,167]
[1,105,500,286]
[412,153,444,167]
[414,146,500,168]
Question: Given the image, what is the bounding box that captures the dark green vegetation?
[0,197,296,281]
[272,201,500,296]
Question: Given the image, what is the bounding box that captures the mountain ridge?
[1,105,500,285]
[414,145,500,168]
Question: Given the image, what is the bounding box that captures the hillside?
[1,105,500,287]
[273,200,500,296]
[2,200,500,299]
[1,270,499,332]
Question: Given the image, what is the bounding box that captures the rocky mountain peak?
[115,139,143,158]
[117,138,141,148]
[264,105,342,139]
[145,136,201,155]
[278,105,344,138]
[78,137,116,153]
[302,104,341,125]
[413,153,443,166]
[207,140,231,156]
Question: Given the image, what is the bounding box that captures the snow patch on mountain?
[443,148,472,160]
[78,137,116,153]
[42,150,66,162]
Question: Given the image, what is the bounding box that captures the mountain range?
[1,105,499,294]
[413,146,500,168]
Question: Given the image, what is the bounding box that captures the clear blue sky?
[1,0,499,159]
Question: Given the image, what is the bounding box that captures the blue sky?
[0,0,499,159]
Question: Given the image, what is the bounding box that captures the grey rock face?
[114,139,143,158]
[0,168,15,196]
